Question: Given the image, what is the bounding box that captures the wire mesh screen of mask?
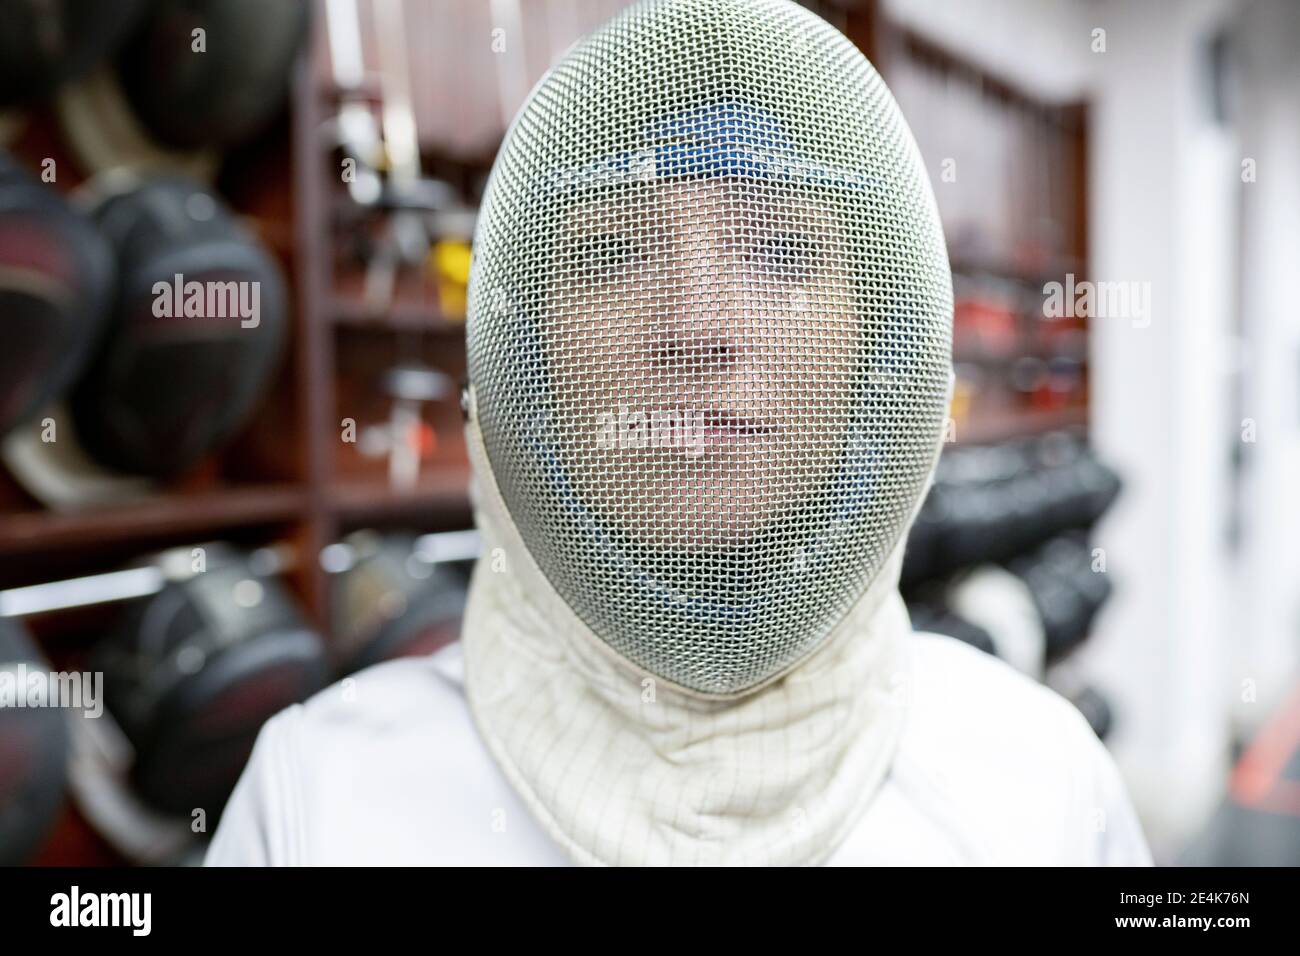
[468,0,952,696]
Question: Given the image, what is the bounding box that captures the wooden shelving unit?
[0,27,478,637]
[0,486,306,558]
[329,466,473,524]
[331,291,465,333]
[287,21,481,623]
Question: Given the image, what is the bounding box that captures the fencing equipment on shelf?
[207,0,1151,866]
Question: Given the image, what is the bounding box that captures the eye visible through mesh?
[468,0,952,696]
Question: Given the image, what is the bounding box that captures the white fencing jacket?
[206,634,1151,866]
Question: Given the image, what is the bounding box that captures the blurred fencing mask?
[462,0,952,865]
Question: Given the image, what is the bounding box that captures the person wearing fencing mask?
[208,0,1151,866]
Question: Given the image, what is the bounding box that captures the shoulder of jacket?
[900,634,1102,812]
[906,631,1091,742]
[206,647,483,866]
[244,647,467,759]
[237,650,470,791]
[888,632,1146,863]
[283,646,469,749]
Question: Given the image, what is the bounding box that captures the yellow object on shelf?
[429,240,471,321]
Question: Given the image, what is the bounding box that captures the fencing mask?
[468,0,951,694]
[462,0,951,864]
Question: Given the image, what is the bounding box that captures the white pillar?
[1232,0,1300,730]
[1082,0,1237,856]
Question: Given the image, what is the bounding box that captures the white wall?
[1083,0,1240,857]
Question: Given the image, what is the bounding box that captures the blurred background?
[0,0,1296,867]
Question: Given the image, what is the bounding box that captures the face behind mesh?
[468,0,952,696]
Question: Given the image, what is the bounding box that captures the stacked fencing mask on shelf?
[2,175,286,504]
[0,618,71,866]
[462,0,952,865]
[0,0,146,106]
[70,175,288,478]
[0,153,113,441]
[115,0,311,151]
[92,544,328,817]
